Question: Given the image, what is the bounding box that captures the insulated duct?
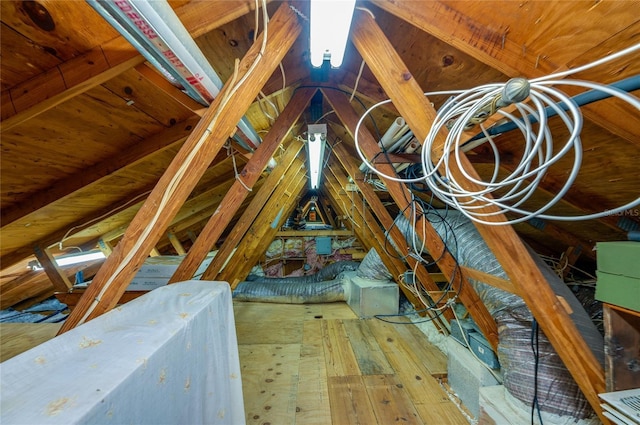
[234,261,361,303]
[396,210,603,419]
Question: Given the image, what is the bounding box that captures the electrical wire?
[76,0,270,326]
[57,190,152,252]
[531,319,544,425]
[354,43,640,225]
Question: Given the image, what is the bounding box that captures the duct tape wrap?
[400,210,602,420]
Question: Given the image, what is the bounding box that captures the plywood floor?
[0,322,62,362]
[233,301,470,425]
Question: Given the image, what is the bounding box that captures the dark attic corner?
[1,0,639,424]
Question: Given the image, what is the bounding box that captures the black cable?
[530,319,544,425]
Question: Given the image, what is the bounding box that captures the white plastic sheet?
[1,280,245,425]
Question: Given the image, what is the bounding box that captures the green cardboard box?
[596,241,640,279]
[595,270,640,311]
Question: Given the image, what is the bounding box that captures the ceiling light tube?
[307,124,327,189]
[56,251,106,267]
[310,0,356,68]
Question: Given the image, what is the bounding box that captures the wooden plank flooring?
[234,301,469,425]
[0,323,62,362]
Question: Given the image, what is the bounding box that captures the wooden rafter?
[58,3,303,334]
[168,88,317,283]
[218,169,308,286]
[324,161,440,320]
[328,137,453,323]
[350,9,607,421]
[323,88,498,348]
[201,144,306,280]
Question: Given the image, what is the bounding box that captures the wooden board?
[0,323,62,362]
[296,320,331,425]
[362,374,423,424]
[238,344,301,425]
[235,320,303,345]
[328,376,379,425]
[321,319,361,377]
[342,319,394,376]
[232,301,472,424]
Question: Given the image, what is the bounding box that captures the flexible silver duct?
[396,210,603,419]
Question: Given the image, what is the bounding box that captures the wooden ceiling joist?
[168,87,317,284]
[349,9,606,420]
[58,2,303,334]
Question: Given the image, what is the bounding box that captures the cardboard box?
[595,271,640,311]
[596,241,640,279]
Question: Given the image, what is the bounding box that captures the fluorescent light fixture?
[56,251,106,267]
[307,124,327,189]
[88,0,261,149]
[310,0,356,68]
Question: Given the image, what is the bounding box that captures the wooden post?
[168,88,316,283]
[59,3,303,333]
[33,245,72,292]
[350,10,606,420]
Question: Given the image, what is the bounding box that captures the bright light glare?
[308,133,324,189]
[310,0,356,68]
[56,251,106,267]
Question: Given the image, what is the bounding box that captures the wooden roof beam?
[218,170,307,286]
[372,0,639,145]
[350,9,607,420]
[169,88,317,283]
[328,137,452,322]
[59,3,303,333]
[323,88,498,348]
[201,144,306,280]
[325,161,439,320]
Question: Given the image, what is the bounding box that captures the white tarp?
[1,280,245,425]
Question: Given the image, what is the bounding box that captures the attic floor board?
[0,323,62,362]
[233,301,469,425]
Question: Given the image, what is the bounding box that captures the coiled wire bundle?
[355,43,640,226]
